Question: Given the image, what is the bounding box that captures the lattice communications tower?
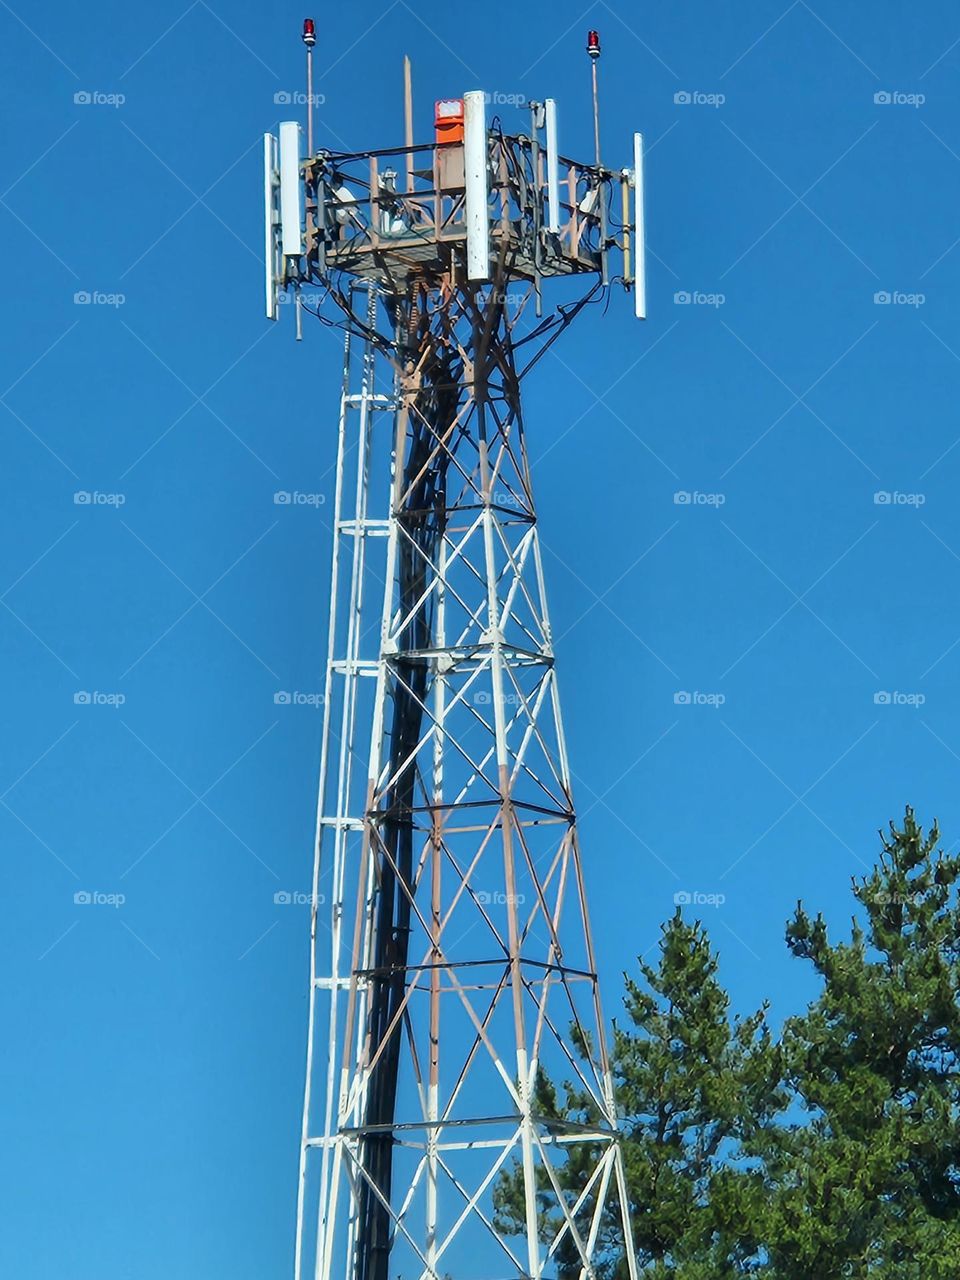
[263,24,647,1280]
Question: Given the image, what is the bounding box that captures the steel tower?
[264,35,646,1280]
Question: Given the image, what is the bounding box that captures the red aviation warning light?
[302,17,316,47]
[587,28,601,58]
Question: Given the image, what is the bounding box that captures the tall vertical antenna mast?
[403,56,414,193]
[265,25,649,1280]
[587,30,602,168]
[303,18,316,157]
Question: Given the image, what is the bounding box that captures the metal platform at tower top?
[305,135,605,288]
[265,81,645,316]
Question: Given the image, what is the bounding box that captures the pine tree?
[493,911,783,1278]
[495,808,960,1277]
[612,911,783,1278]
[767,807,960,1278]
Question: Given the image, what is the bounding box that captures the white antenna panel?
[544,99,560,233]
[463,91,490,282]
[263,132,281,320]
[279,120,304,259]
[633,131,646,320]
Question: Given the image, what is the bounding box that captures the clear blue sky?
[3,1,960,1275]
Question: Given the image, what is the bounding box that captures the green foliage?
[494,808,960,1277]
[612,912,783,1278]
[494,912,784,1278]
[767,807,960,1277]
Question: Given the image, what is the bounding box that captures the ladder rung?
[342,394,399,409]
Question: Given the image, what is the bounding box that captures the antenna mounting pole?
[587,29,601,167]
[403,55,414,192]
[302,17,316,156]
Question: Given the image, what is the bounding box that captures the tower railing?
[308,135,606,286]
